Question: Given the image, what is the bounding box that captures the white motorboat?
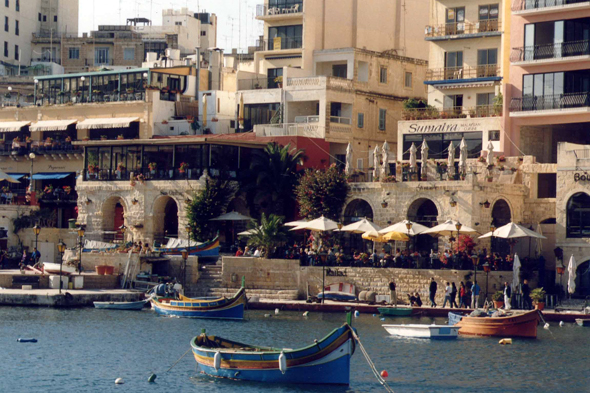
[42,262,77,275]
[383,324,460,340]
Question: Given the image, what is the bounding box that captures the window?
[4,0,8,7]
[201,31,206,36]
[477,93,495,112]
[488,130,500,141]
[444,94,463,111]
[3,41,7,57]
[479,4,499,32]
[267,68,283,89]
[567,192,590,238]
[268,25,303,50]
[14,44,18,60]
[43,15,46,22]
[446,7,465,34]
[230,120,236,129]
[124,48,135,61]
[4,16,8,32]
[405,72,412,88]
[357,113,364,128]
[444,51,463,79]
[95,48,110,65]
[15,0,18,11]
[378,109,386,131]
[357,158,363,169]
[537,173,556,199]
[38,13,41,22]
[379,66,387,84]
[53,15,57,22]
[402,131,483,160]
[175,21,182,26]
[15,20,18,36]
[477,49,498,77]
[68,47,79,59]
[332,64,347,78]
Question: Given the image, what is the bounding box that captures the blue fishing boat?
[93,300,147,310]
[190,323,356,385]
[150,287,246,320]
[157,236,220,258]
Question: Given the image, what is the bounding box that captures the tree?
[245,143,305,219]
[246,213,290,258]
[295,164,349,221]
[454,234,476,253]
[186,179,237,242]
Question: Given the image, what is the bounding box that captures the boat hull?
[93,300,147,310]
[317,292,357,302]
[153,301,244,319]
[160,237,220,258]
[43,262,76,275]
[383,324,459,339]
[576,318,590,327]
[150,287,246,320]
[378,307,413,316]
[450,310,539,338]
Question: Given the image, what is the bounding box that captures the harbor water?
[2,307,589,392]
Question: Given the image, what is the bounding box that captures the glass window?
[405,72,412,88]
[14,19,18,35]
[95,48,110,65]
[124,48,135,61]
[567,192,590,238]
[268,25,303,49]
[378,109,386,131]
[488,130,500,141]
[267,68,283,89]
[357,113,364,128]
[68,47,79,59]
[403,132,483,160]
[379,67,387,84]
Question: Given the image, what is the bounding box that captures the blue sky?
[79,0,263,52]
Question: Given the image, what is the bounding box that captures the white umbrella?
[0,170,20,183]
[568,255,577,295]
[381,141,390,179]
[409,143,417,170]
[372,145,380,181]
[447,140,455,179]
[339,218,382,234]
[344,142,353,176]
[291,216,339,232]
[284,219,308,227]
[421,139,429,166]
[512,253,521,293]
[535,223,544,257]
[210,211,253,221]
[237,227,260,236]
[459,138,467,175]
[379,220,429,236]
[479,222,546,239]
[486,140,494,167]
[421,219,479,237]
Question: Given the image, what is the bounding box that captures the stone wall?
[221,257,300,290]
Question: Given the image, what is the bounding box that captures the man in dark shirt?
[388,278,397,307]
[522,279,532,310]
[429,277,438,307]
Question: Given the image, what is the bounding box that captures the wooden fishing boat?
[150,287,246,320]
[383,324,460,339]
[190,323,356,385]
[42,262,77,275]
[93,300,147,310]
[378,307,414,317]
[317,283,357,302]
[575,318,590,327]
[158,236,220,258]
[448,310,540,338]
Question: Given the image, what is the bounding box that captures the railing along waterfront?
[510,40,590,62]
[402,105,502,120]
[425,19,501,38]
[425,65,500,81]
[512,0,590,11]
[85,167,238,182]
[510,92,590,112]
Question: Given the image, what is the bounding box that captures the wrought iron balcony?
[510,92,590,112]
[402,105,502,121]
[425,65,500,82]
[511,40,590,63]
[425,20,502,39]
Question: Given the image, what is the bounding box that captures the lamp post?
[57,240,66,294]
[29,152,36,195]
[33,224,40,254]
[490,221,496,255]
[405,220,412,252]
[77,226,85,274]
[471,253,479,291]
[556,262,565,301]
[185,224,191,289]
[483,262,491,301]
[119,224,127,243]
[181,249,188,292]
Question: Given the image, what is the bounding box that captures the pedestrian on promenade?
[450,282,459,308]
[503,281,512,310]
[389,278,397,307]
[471,281,481,309]
[459,282,468,308]
[522,279,532,310]
[442,282,452,308]
[429,277,438,307]
[414,292,423,307]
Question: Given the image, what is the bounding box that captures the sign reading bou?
[574,172,590,182]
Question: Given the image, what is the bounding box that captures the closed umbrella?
[568,255,577,295]
[459,138,467,175]
[535,223,544,257]
[373,145,380,181]
[381,141,390,179]
[409,143,417,171]
[238,93,244,129]
[486,140,494,167]
[345,142,353,176]
[202,94,208,128]
[421,139,429,166]
[339,218,382,234]
[0,170,20,183]
[447,140,455,179]
[512,253,521,293]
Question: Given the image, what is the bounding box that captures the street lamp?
[29,152,36,195]
[490,221,496,255]
[77,226,85,274]
[57,240,66,294]
[405,220,412,251]
[482,262,491,301]
[33,224,41,257]
[119,224,127,243]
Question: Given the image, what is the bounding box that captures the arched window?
[344,199,373,224]
[567,192,590,238]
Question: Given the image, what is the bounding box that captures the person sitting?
[235,247,244,257]
[414,292,423,307]
[244,246,253,257]
[5,190,13,204]
[253,248,262,257]
[0,192,6,204]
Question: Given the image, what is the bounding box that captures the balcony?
[256,2,303,19]
[0,142,83,159]
[425,65,501,85]
[511,40,590,65]
[402,105,502,121]
[510,92,590,116]
[512,0,590,15]
[256,37,302,52]
[285,76,353,92]
[425,20,502,41]
[254,123,325,138]
[85,167,238,182]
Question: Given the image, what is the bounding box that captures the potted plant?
[492,291,504,309]
[179,162,189,173]
[137,173,145,184]
[460,172,466,181]
[478,156,486,163]
[531,287,546,310]
[117,134,124,140]
[274,76,283,88]
[25,136,32,144]
[100,135,107,140]
[486,174,493,183]
[63,186,72,195]
[148,162,157,173]
[130,176,137,187]
[126,87,135,94]
[44,184,54,194]
[497,155,506,163]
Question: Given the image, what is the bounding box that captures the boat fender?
[559,321,565,327]
[279,352,287,374]
[543,323,550,330]
[147,373,157,383]
[275,308,279,315]
[17,338,37,343]
[234,372,240,377]
[498,338,512,345]
[115,378,124,384]
[354,310,360,318]
[380,317,385,321]
[303,311,309,317]
[381,370,389,378]
[213,351,221,371]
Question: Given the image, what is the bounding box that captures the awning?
[6,173,27,180]
[31,172,73,180]
[0,121,31,132]
[30,119,77,132]
[76,117,140,130]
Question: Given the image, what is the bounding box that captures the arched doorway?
[153,196,179,245]
[491,199,511,256]
[407,198,439,253]
[575,260,590,298]
[567,192,590,238]
[102,196,126,242]
[343,199,374,253]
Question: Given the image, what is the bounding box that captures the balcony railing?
[425,65,500,81]
[402,105,502,120]
[512,0,590,11]
[0,143,82,156]
[256,2,303,16]
[329,116,352,125]
[254,123,325,138]
[425,20,502,38]
[510,40,590,62]
[85,167,237,182]
[256,37,303,51]
[510,92,590,112]
[237,78,269,90]
[36,91,146,106]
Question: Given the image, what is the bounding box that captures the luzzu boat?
[158,236,220,258]
[448,310,540,338]
[378,307,414,317]
[150,287,246,320]
[190,323,356,385]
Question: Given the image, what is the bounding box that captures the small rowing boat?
[448,310,540,338]
[42,262,76,275]
[378,307,413,317]
[383,324,459,339]
[575,318,590,327]
[93,300,147,310]
[150,287,246,320]
[190,323,356,385]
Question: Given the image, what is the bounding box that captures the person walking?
[471,281,481,309]
[503,281,512,310]
[442,282,452,308]
[450,282,459,308]
[522,279,532,310]
[459,282,467,308]
[388,278,397,307]
[429,277,438,307]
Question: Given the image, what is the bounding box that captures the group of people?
[235,246,263,258]
[18,248,41,271]
[0,190,14,204]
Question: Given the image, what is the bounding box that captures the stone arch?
[575,259,590,298]
[566,192,590,239]
[152,196,180,244]
[102,195,128,241]
[491,198,512,226]
[343,198,374,224]
[407,197,439,253]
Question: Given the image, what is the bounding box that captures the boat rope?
[350,329,395,393]
[537,311,555,339]
[165,348,192,373]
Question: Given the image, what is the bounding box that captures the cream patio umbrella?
[478,222,546,240]
[210,211,254,245]
[568,255,577,296]
[338,218,382,234]
[238,93,244,129]
[0,170,20,183]
[447,140,455,180]
[372,145,380,181]
[421,219,479,237]
[379,220,429,236]
[344,142,354,176]
[284,219,309,227]
[202,94,208,128]
[459,138,468,175]
[381,141,390,179]
[512,253,521,295]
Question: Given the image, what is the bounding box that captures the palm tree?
[245,143,305,219]
[247,214,290,258]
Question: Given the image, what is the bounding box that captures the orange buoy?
[381,370,389,378]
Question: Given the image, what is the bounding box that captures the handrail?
[510,92,590,112]
[512,0,589,11]
[402,105,502,120]
[511,40,590,62]
[256,36,303,51]
[425,65,500,81]
[425,19,502,38]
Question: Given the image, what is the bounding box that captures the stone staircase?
[187,265,223,297]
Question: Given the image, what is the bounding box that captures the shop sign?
[407,122,482,134]
[574,172,590,182]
